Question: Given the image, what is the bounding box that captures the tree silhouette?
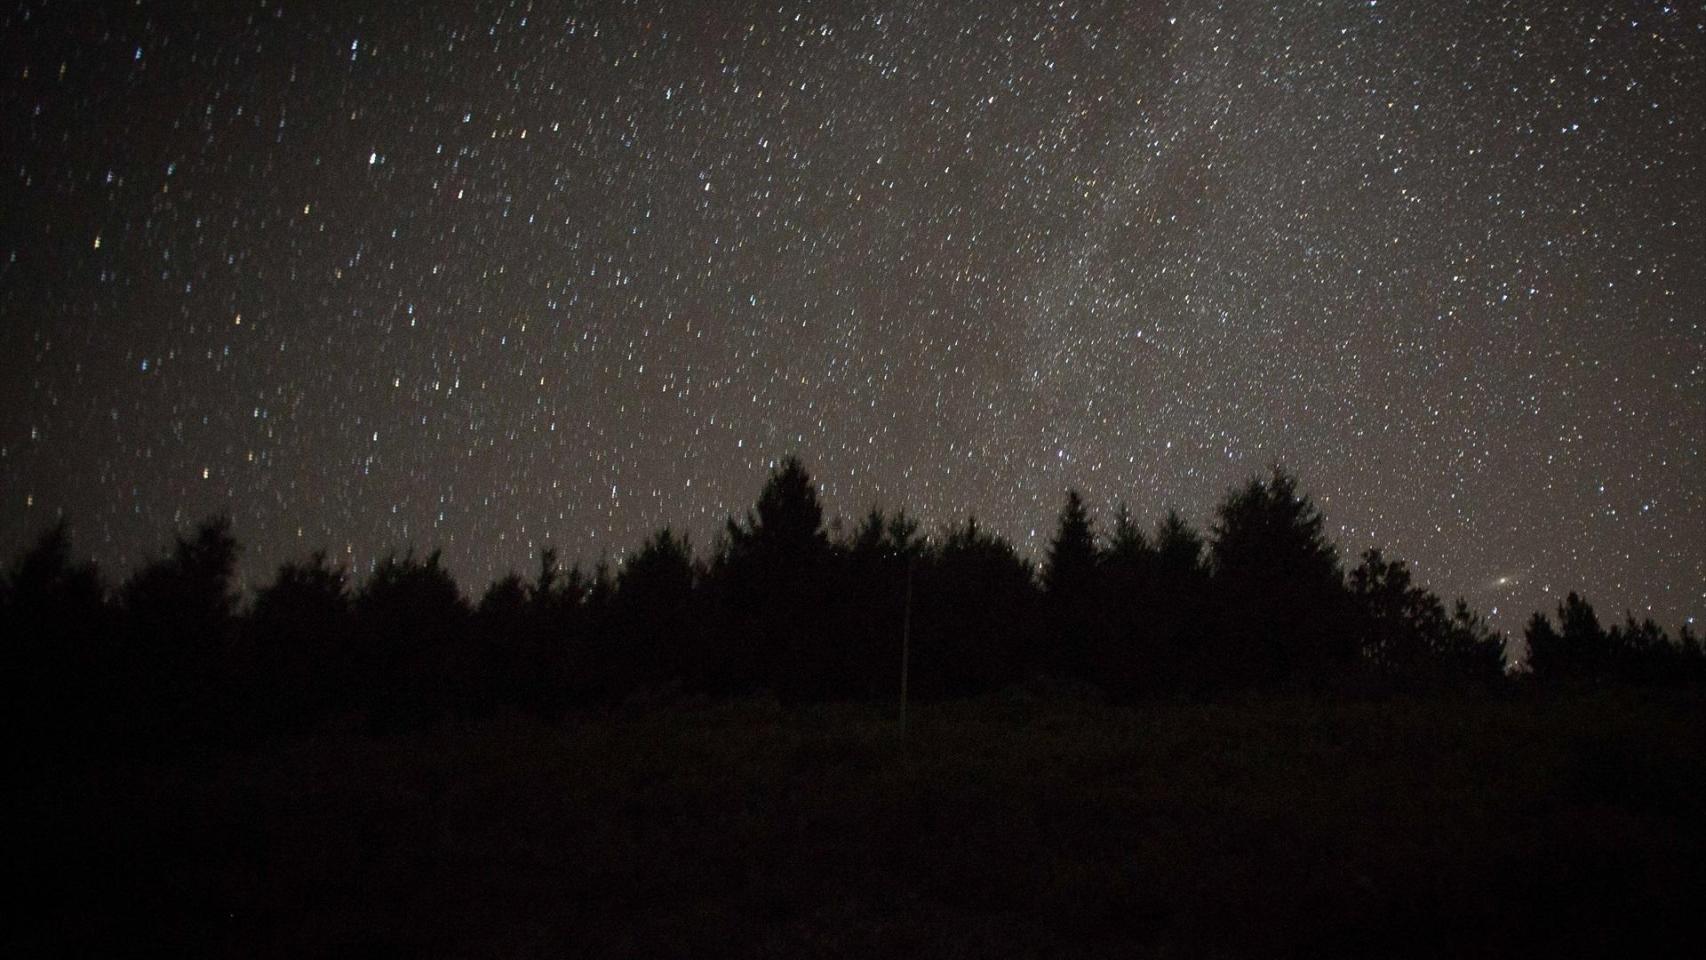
[1154,509,1205,581]
[1350,549,1441,673]
[1606,614,1667,685]
[8,454,1702,741]
[614,527,698,693]
[530,546,588,621]
[1208,469,1352,686]
[1679,624,1705,683]
[535,548,593,708]
[119,516,242,735]
[248,550,352,728]
[253,551,351,637]
[619,528,696,608]
[3,520,109,762]
[477,546,587,713]
[1087,503,1155,696]
[847,507,889,559]
[475,570,531,714]
[1525,603,1697,686]
[913,516,1040,695]
[710,456,835,696]
[1041,489,1098,679]
[352,549,469,728]
[3,519,106,657]
[3,519,104,619]
[1105,502,1150,565]
[827,507,926,698]
[479,572,529,617]
[1210,470,1337,585]
[1525,592,1606,683]
[1043,489,1097,598]
[1439,599,1508,685]
[1089,506,1212,697]
[122,515,241,648]
[1349,549,1504,687]
[719,455,831,598]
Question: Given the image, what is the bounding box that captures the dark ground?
[12,688,1705,957]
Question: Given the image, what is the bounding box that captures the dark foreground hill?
[14,688,1705,957]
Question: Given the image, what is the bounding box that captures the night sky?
[2,1,1700,633]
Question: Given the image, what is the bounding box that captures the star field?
[2,0,1701,632]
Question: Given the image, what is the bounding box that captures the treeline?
[5,458,1702,752]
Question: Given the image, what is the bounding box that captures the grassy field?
[14,688,1705,957]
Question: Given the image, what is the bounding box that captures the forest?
[5,457,1702,751]
[9,459,1705,955]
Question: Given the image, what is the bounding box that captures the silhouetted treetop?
[1105,503,1151,566]
[849,507,889,557]
[3,519,104,622]
[619,528,695,606]
[731,456,828,554]
[355,549,468,643]
[1349,549,1504,685]
[121,515,241,645]
[846,506,924,562]
[1526,592,1605,682]
[14,454,1703,741]
[1211,468,1339,585]
[937,516,1035,590]
[532,547,562,602]
[717,456,835,609]
[1521,593,1697,685]
[1153,509,1205,579]
[1044,489,1097,598]
[252,550,349,634]
[1205,470,1356,683]
[479,572,530,621]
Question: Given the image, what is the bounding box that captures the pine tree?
[122,515,242,649]
[1208,468,1351,685]
[1106,502,1150,565]
[919,516,1039,693]
[1044,489,1097,598]
[1527,592,1608,682]
[710,456,834,696]
[3,520,109,760]
[1153,509,1205,579]
[250,550,352,725]
[353,549,470,727]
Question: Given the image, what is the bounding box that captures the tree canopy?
[5,457,1699,748]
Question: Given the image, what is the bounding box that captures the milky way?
[2,1,1701,632]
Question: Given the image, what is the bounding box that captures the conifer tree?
[1044,489,1097,598]
[1208,468,1352,684]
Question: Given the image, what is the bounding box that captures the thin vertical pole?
[899,553,914,741]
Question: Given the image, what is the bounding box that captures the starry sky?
[2,0,1701,632]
